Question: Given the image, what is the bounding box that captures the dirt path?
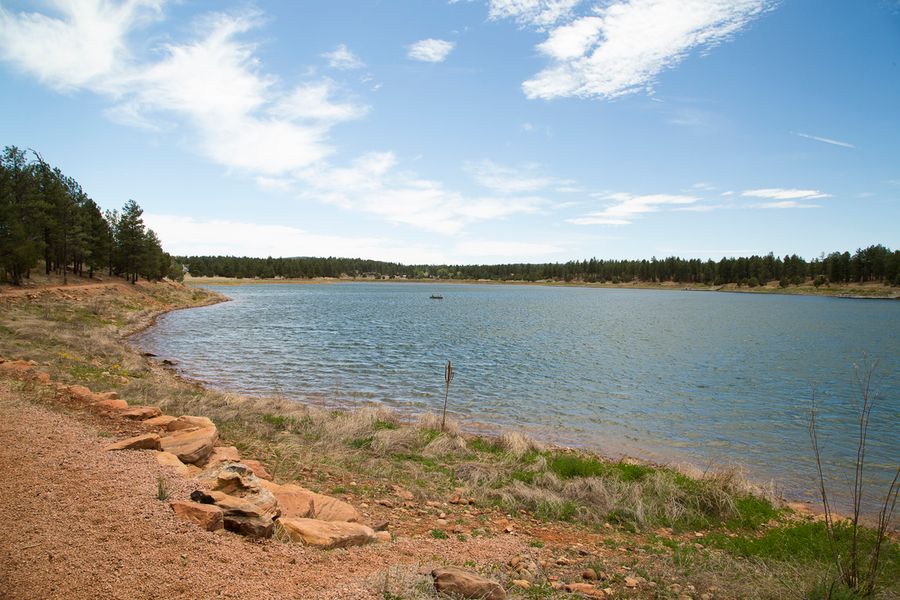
[0,385,526,599]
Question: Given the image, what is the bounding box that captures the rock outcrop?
[104,433,161,451]
[120,406,162,420]
[278,518,376,549]
[159,417,218,465]
[170,501,224,531]
[192,464,280,538]
[431,567,507,600]
[258,480,360,522]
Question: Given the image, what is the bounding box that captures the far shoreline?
[184,274,900,300]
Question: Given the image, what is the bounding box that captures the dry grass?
[4,280,898,599]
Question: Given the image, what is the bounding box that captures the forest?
[3,145,896,289]
[0,146,181,285]
[181,244,899,287]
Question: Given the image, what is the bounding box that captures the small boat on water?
[430,294,444,300]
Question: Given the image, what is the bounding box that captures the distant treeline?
[0,146,181,285]
[181,244,900,287]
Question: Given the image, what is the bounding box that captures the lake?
[135,283,899,511]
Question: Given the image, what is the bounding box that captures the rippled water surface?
[136,283,899,508]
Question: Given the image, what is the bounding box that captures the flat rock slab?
[258,480,359,522]
[241,459,272,480]
[96,399,129,411]
[156,451,198,477]
[160,426,217,465]
[170,501,223,531]
[432,567,507,600]
[166,416,215,432]
[105,433,161,452]
[202,446,241,469]
[121,406,162,420]
[143,415,177,428]
[565,582,607,598]
[278,518,376,550]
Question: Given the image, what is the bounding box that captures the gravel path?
[0,386,525,599]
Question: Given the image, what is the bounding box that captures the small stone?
[375,531,391,543]
[564,583,606,598]
[582,569,597,580]
[436,519,449,526]
[624,576,640,588]
[511,580,530,590]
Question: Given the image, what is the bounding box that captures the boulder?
[96,399,129,411]
[278,518,376,550]
[241,459,272,480]
[156,451,197,477]
[258,481,314,518]
[120,406,162,420]
[170,501,223,531]
[143,415,177,428]
[193,464,280,538]
[36,372,51,384]
[202,446,241,469]
[67,384,95,402]
[95,391,119,401]
[431,567,506,600]
[167,415,215,432]
[257,480,360,522]
[0,360,35,381]
[105,433,161,451]
[160,424,217,465]
[191,489,278,539]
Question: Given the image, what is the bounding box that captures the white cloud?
[513,0,773,100]
[0,6,369,177]
[741,188,831,200]
[147,213,565,263]
[486,0,582,29]
[271,81,368,124]
[537,16,603,60]
[0,0,164,91]
[793,131,855,149]
[568,192,699,225]
[466,160,560,194]
[752,200,821,209]
[322,44,364,70]
[144,213,449,263]
[407,38,456,62]
[297,152,544,233]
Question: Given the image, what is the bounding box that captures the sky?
[1,0,898,264]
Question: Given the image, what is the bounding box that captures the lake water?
[136,283,899,510]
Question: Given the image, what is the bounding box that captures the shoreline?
[133,289,837,518]
[184,275,900,300]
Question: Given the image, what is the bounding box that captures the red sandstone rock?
[104,433,161,451]
[170,501,223,531]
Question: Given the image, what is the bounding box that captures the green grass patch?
[372,419,397,431]
[430,529,448,540]
[261,413,292,429]
[706,521,900,585]
[545,453,656,481]
[726,495,780,530]
[469,437,505,454]
[349,436,373,449]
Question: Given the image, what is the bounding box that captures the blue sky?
[1,0,898,264]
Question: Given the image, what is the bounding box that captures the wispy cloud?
[568,192,700,225]
[487,0,775,100]
[322,44,364,70]
[741,188,831,200]
[0,5,368,176]
[296,152,544,233]
[793,131,855,149]
[485,0,582,30]
[466,160,563,194]
[752,200,821,209]
[0,0,165,91]
[407,38,456,62]
[741,188,829,209]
